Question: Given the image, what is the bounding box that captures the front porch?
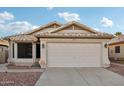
[8,37,46,67]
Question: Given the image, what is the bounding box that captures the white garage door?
[47,43,101,67]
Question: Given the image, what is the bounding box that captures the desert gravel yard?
[0,72,42,86]
[106,63,124,76]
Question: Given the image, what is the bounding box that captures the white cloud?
[32,25,39,29]
[0,21,39,34]
[0,11,39,36]
[93,27,100,31]
[100,17,114,27]
[58,12,80,22]
[0,11,14,23]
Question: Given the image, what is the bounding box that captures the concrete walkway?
[36,67,124,86]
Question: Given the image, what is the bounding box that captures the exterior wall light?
[104,43,108,48]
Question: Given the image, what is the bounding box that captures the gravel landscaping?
[106,63,124,76]
[112,60,124,64]
[0,72,42,86]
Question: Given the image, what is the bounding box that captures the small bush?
[31,62,41,68]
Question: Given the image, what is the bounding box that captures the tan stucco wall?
[57,30,91,33]
[74,25,83,30]
[57,25,91,34]
[9,38,111,67]
[58,25,85,30]
[109,43,124,60]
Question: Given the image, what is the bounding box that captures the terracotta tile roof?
[0,39,9,46]
[5,21,114,42]
[9,35,38,42]
[25,21,62,35]
[108,35,124,44]
[36,33,114,39]
[50,21,97,34]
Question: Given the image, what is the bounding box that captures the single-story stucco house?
[0,39,9,64]
[5,21,114,68]
[108,35,124,61]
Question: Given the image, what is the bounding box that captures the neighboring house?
[0,39,9,64]
[5,21,113,67]
[108,35,124,61]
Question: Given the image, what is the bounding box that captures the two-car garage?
[47,43,101,67]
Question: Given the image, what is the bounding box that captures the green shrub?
[31,62,41,68]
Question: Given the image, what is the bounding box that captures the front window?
[18,43,32,58]
[115,46,120,53]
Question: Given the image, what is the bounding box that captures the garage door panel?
[47,43,101,67]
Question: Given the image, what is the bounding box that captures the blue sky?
[0,7,124,37]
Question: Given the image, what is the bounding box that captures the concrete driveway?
[36,67,124,86]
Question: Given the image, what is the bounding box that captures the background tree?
[114,32,122,36]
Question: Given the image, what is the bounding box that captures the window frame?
[17,43,32,58]
[115,46,120,53]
